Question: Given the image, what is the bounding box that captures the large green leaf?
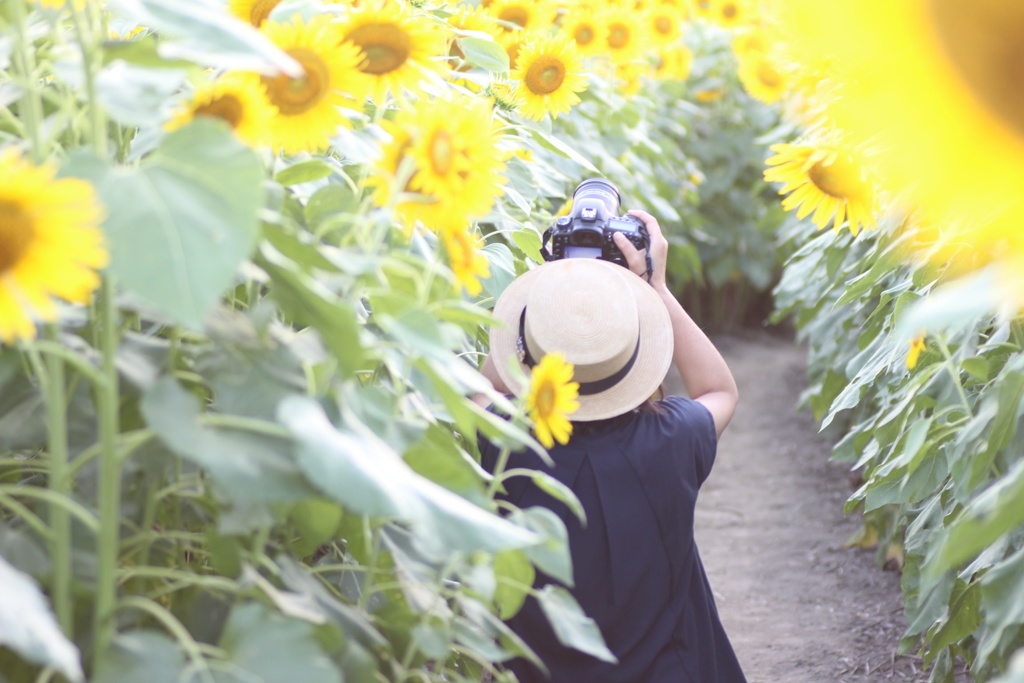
[93,631,184,683]
[0,556,83,682]
[536,585,616,663]
[279,396,539,554]
[106,0,300,74]
[66,120,264,329]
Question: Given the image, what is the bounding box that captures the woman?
[475,210,746,683]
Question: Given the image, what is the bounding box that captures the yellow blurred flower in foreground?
[764,142,876,235]
[511,33,588,121]
[906,334,926,370]
[259,17,366,154]
[766,0,1024,281]
[0,150,108,344]
[166,74,277,148]
[229,0,284,27]
[527,352,580,448]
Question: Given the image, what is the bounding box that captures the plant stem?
[10,0,45,163]
[92,277,122,662]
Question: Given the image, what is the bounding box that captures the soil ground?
[682,331,973,683]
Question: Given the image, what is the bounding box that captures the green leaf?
[279,397,539,554]
[493,549,535,620]
[480,243,517,300]
[93,632,184,683]
[510,227,545,264]
[978,546,1024,665]
[141,377,316,528]
[275,159,334,187]
[536,586,616,663]
[208,602,343,683]
[0,556,83,682]
[106,0,301,74]
[526,126,599,174]
[66,120,264,329]
[457,35,509,72]
[509,506,573,587]
[530,471,586,524]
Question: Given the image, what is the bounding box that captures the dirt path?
[680,332,968,683]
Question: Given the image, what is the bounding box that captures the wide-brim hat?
[490,258,673,422]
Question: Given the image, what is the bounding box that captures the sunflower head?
[166,74,277,148]
[441,226,491,296]
[0,150,108,344]
[764,142,877,234]
[906,333,927,370]
[526,352,580,448]
[486,0,558,35]
[737,52,788,104]
[340,2,448,103]
[601,5,647,62]
[511,33,589,120]
[228,0,284,27]
[560,6,604,56]
[653,44,693,81]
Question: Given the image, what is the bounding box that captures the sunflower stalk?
[43,326,74,636]
[10,0,46,163]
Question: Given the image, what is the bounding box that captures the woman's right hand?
[612,209,670,291]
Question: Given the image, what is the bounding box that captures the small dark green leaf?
[275,159,334,187]
[536,586,616,663]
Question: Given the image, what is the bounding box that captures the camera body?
[545,179,650,269]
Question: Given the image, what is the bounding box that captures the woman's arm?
[613,210,739,437]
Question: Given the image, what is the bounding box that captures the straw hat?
[490,258,673,422]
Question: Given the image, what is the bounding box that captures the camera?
[542,178,650,269]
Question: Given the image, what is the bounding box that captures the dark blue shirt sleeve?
[660,395,719,486]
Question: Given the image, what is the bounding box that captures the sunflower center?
[721,3,738,20]
[654,16,672,35]
[193,94,245,129]
[574,25,595,46]
[525,55,566,95]
[757,61,782,88]
[249,0,281,27]
[927,0,1024,138]
[347,22,411,75]
[608,23,630,49]
[262,47,329,115]
[808,155,867,200]
[499,7,530,31]
[0,200,34,274]
[535,380,556,417]
[428,130,455,175]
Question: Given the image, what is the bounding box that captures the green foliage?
[774,210,1024,680]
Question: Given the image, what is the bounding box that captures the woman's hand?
[612,209,669,291]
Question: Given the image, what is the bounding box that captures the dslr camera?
[542,178,650,270]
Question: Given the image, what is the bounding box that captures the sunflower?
[368,93,507,233]
[906,333,926,371]
[768,0,1024,276]
[228,0,285,27]
[0,150,107,344]
[486,0,557,37]
[441,226,490,296]
[526,352,580,449]
[511,33,588,121]
[339,2,448,104]
[165,74,277,148]
[763,142,876,234]
[652,44,693,81]
[616,62,650,97]
[736,52,788,104]
[710,0,747,29]
[645,4,683,46]
[559,6,604,56]
[600,5,647,63]
[258,17,366,154]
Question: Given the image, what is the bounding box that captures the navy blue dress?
[479,396,747,683]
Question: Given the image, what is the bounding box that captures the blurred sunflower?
[441,226,490,296]
[259,17,367,154]
[601,5,646,63]
[710,0,747,29]
[339,3,448,104]
[368,93,507,233]
[560,6,604,56]
[35,0,87,11]
[731,26,766,59]
[511,33,588,120]
[527,352,580,449]
[0,150,108,344]
[769,0,1024,275]
[764,142,876,234]
[736,52,788,104]
[166,74,276,148]
[616,62,650,97]
[645,4,683,46]
[487,0,557,37]
[653,44,692,81]
[229,0,284,27]
[906,333,926,370]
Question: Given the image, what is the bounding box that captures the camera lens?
[571,178,621,223]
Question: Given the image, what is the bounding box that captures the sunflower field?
[1,0,1022,681]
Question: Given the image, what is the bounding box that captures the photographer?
[475,204,745,682]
